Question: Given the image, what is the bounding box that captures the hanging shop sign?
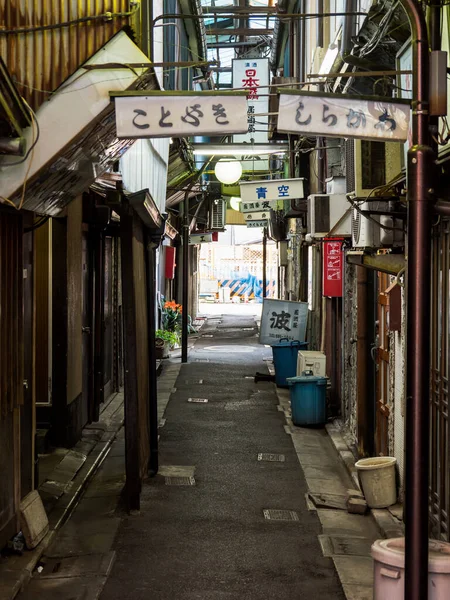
[241,200,270,213]
[240,178,305,203]
[111,91,249,138]
[189,233,213,245]
[277,90,410,142]
[232,58,269,171]
[244,211,270,222]
[322,239,344,297]
[260,299,308,345]
[246,220,267,229]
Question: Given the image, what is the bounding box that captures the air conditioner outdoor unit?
[346,140,386,197]
[307,194,352,238]
[209,198,226,230]
[351,200,389,249]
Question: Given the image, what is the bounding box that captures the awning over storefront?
[0,31,157,216]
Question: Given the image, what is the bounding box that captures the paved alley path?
[101,313,345,600]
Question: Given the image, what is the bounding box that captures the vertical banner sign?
[259,299,308,345]
[232,58,269,171]
[322,239,343,297]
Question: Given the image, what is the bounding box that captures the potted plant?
[155,329,178,359]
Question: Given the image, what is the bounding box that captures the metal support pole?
[262,229,267,299]
[145,235,158,476]
[398,0,435,597]
[181,193,189,364]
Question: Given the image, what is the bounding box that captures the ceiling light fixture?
[214,159,243,184]
[193,143,288,157]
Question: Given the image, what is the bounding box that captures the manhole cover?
[263,509,299,522]
[165,476,196,486]
[188,397,208,403]
[258,453,285,462]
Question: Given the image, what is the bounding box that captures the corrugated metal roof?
[0,0,133,110]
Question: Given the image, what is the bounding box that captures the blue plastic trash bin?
[287,371,327,426]
[271,339,308,388]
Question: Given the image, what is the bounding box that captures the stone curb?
[1,435,116,600]
[325,422,404,540]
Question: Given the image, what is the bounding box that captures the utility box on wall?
[165,246,176,280]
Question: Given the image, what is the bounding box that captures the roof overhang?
[346,252,405,275]
[0,30,157,215]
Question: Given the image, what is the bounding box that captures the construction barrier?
[218,275,276,300]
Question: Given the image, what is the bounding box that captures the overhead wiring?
[0,5,140,35]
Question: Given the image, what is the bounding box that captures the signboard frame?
[111,90,249,139]
[232,58,270,171]
[259,298,309,345]
[277,89,411,142]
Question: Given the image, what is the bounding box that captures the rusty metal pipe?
[434,201,450,217]
[399,0,435,597]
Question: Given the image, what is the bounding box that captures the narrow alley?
[16,312,379,600]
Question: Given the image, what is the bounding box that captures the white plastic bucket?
[355,456,397,508]
[372,537,450,599]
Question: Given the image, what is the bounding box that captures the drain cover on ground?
[188,397,208,403]
[258,453,285,462]
[263,509,299,522]
[165,476,196,486]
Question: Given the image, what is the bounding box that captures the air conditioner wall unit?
[351,200,389,249]
[209,198,226,230]
[347,140,387,197]
[307,193,352,238]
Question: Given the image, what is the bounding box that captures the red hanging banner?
[322,239,344,297]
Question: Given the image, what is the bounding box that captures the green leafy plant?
[155,329,178,347]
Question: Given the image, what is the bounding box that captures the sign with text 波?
[112,92,248,139]
[259,299,308,345]
[322,239,343,297]
[277,91,410,142]
[240,178,304,204]
[232,58,269,170]
[246,220,267,229]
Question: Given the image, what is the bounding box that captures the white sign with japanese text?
[113,93,248,139]
[259,299,308,345]
[232,58,269,171]
[244,210,270,222]
[189,233,213,245]
[240,178,305,203]
[277,92,410,142]
[241,200,283,213]
[246,220,267,229]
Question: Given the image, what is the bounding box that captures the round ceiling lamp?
[229,197,241,212]
[214,159,242,185]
